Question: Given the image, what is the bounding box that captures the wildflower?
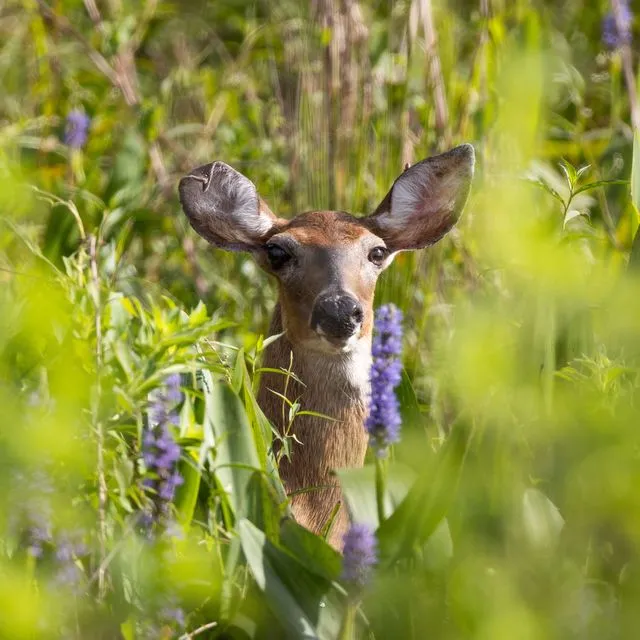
[602,1,633,50]
[53,531,88,592]
[158,595,186,629]
[64,110,90,149]
[341,523,378,589]
[365,304,403,454]
[140,593,186,638]
[141,374,184,530]
[12,469,88,592]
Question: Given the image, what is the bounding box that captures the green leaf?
[628,229,640,271]
[559,160,577,189]
[246,471,282,541]
[421,519,454,573]
[572,179,629,197]
[630,131,640,271]
[576,164,591,180]
[337,463,416,529]
[631,130,640,215]
[279,519,342,581]
[188,300,208,327]
[521,488,564,549]
[239,519,345,640]
[204,373,261,518]
[563,209,586,228]
[174,458,201,531]
[376,421,473,565]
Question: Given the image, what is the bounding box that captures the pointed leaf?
[239,519,345,640]
[205,376,261,518]
[279,519,342,581]
[174,458,201,530]
[631,130,640,215]
[521,488,564,549]
[376,421,472,565]
[337,464,416,528]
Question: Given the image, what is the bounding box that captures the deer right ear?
[179,161,283,251]
[366,144,474,251]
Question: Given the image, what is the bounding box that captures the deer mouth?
[313,326,362,353]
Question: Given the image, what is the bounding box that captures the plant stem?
[337,600,357,640]
[375,455,387,525]
[88,234,107,600]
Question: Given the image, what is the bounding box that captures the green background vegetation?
[2,0,640,637]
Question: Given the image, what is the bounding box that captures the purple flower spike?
[141,375,185,533]
[342,523,378,589]
[603,1,633,50]
[64,110,90,149]
[365,304,404,454]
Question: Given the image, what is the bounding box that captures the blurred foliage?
[2,0,640,637]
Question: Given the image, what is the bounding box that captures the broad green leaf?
[337,463,416,528]
[376,421,472,565]
[246,471,282,541]
[421,519,454,573]
[239,519,345,640]
[174,458,201,531]
[279,519,342,581]
[521,488,564,549]
[205,374,261,518]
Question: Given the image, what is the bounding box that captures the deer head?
[178,145,475,355]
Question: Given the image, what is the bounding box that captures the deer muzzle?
[309,289,364,344]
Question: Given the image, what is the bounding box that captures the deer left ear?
[366,144,475,251]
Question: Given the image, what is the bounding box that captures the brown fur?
[257,305,369,549]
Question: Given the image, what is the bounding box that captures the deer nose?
[310,291,364,341]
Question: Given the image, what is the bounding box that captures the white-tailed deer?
[179,145,474,549]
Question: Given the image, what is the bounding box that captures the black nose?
[310,292,364,340]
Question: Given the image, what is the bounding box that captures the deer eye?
[368,246,388,266]
[265,243,291,269]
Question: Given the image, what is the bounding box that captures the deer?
[178,144,474,550]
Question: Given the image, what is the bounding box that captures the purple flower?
[341,524,378,589]
[365,304,404,454]
[63,110,90,149]
[11,469,88,592]
[53,533,88,593]
[140,593,186,638]
[141,374,184,532]
[159,595,186,628]
[603,1,633,50]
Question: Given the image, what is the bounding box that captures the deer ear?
[179,161,283,251]
[366,144,474,251]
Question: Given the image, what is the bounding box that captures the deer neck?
[257,303,372,546]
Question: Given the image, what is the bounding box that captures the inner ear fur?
[366,144,475,251]
[178,161,284,251]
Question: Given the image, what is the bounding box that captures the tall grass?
[1,0,640,637]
